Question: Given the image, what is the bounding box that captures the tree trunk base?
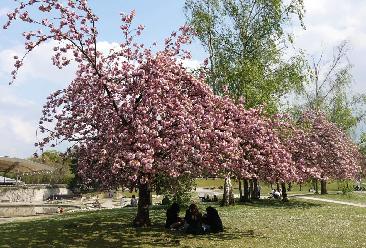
[133,183,151,227]
[281,182,288,202]
[321,180,327,195]
[133,214,151,227]
[222,175,235,206]
[243,179,250,202]
[252,178,260,200]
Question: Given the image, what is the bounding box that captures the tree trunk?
[299,183,302,191]
[313,179,319,194]
[276,182,280,191]
[149,190,152,205]
[320,180,327,194]
[222,175,234,206]
[287,182,292,192]
[249,179,254,200]
[133,183,151,227]
[281,182,288,202]
[243,179,250,202]
[238,179,243,202]
[252,178,259,200]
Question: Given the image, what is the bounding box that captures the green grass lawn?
[1,199,366,248]
[195,178,348,195]
[311,192,366,205]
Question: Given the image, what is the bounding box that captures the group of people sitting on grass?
[165,203,223,234]
[201,194,219,202]
[269,189,282,199]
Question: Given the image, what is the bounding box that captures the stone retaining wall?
[0,185,73,203]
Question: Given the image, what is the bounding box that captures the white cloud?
[8,117,36,144]
[181,59,202,70]
[97,41,120,55]
[297,0,366,48]
[0,92,35,108]
[288,0,366,138]
[0,113,38,158]
[293,0,366,93]
[0,41,77,87]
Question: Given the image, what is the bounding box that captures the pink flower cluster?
[273,112,362,182]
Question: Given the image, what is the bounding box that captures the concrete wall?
[0,185,73,203]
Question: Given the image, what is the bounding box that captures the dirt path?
[295,196,366,208]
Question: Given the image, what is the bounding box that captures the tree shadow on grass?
[0,207,266,248]
[235,198,322,209]
[170,227,267,246]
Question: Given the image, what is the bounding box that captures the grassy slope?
[1,199,366,248]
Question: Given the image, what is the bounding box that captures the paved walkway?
[295,196,366,208]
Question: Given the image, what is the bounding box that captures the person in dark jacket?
[165,203,183,229]
[184,204,204,235]
[202,206,223,233]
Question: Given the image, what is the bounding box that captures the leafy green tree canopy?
[185,0,306,113]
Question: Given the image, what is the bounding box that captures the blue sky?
[0,0,366,158]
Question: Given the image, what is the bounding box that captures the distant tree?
[154,173,196,207]
[290,41,366,133]
[202,99,297,205]
[29,150,73,184]
[275,112,362,195]
[184,0,306,111]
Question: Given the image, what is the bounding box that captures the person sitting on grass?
[184,203,204,235]
[165,202,184,229]
[202,206,223,233]
[270,189,281,199]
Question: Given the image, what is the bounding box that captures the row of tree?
[3,0,364,227]
[185,0,366,203]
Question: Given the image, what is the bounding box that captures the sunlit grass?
[311,192,366,205]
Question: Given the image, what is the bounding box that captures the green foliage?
[65,149,84,190]
[64,148,101,192]
[185,0,306,113]
[24,150,74,184]
[339,180,354,195]
[155,173,196,207]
